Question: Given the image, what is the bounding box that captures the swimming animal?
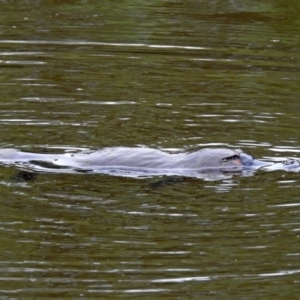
[0,147,299,180]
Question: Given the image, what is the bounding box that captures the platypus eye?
[222,154,240,162]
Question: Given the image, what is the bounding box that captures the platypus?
[0,147,299,179]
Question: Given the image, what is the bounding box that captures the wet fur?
[0,147,242,170]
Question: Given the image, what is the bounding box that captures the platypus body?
[0,147,299,179]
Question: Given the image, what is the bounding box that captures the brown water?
[1,0,300,299]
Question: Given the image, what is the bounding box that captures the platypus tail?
[0,149,20,160]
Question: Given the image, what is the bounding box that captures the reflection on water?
[0,0,300,298]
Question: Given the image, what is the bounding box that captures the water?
[0,0,300,298]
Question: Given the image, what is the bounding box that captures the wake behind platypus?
[0,146,299,180]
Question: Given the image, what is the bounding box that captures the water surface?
[0,0,300,298]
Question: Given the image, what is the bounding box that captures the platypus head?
[190,148,244,170]
[191,148,272,171]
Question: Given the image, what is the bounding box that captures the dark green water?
[0,0,300,299]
